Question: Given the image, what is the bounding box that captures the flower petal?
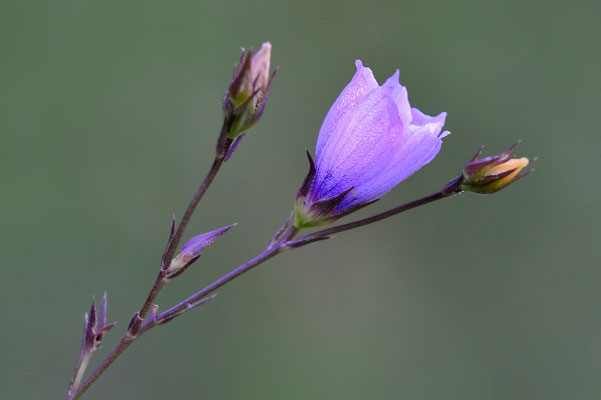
[350,109,448,202]
[311,84,404,203]
[382,70,412,127]
[409,108,447,134]
[250,42,271,90]
[335,109,447,212]
[316,60,379,160]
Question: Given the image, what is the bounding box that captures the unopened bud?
[166,224,235,273]
[223,42,275,140]
[462,142,533,194]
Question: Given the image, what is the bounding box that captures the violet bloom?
[294,60,450,228]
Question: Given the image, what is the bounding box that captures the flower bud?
[83,293,115,353]
[167,224,235,274]
[461,142,533,194]
[223,42,275,139]
[69,293,116,392]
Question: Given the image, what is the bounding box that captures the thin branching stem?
[134,155,225,330]
[67,183,458,400]
[144,227,299,330]
[67,124,231,400]
[287,190,458,247]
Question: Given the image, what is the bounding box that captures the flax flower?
[295,60,449,228]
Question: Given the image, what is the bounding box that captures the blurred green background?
[1,0,600,399]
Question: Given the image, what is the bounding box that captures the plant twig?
[67,184,458,400]
[286,187,461,248]
[146,227,298,329]
[67,126,232,400]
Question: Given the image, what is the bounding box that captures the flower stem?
[68,352,92,395]
[286,188,459,247]
[144,227,298,331]
[145,185,461,329]
[67,129,231,400]
[134,122,234,331]
[67,337,132,400]
[130,154,226,335]
[160,155,225,270]
[67,181,459,400]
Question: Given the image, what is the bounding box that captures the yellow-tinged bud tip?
[461,142,533,194]
[487,157,529,176]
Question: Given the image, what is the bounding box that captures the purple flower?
[294,60,450,228]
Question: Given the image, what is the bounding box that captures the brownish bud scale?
[461,141,533,194]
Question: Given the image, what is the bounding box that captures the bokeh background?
[2,0,600,399]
